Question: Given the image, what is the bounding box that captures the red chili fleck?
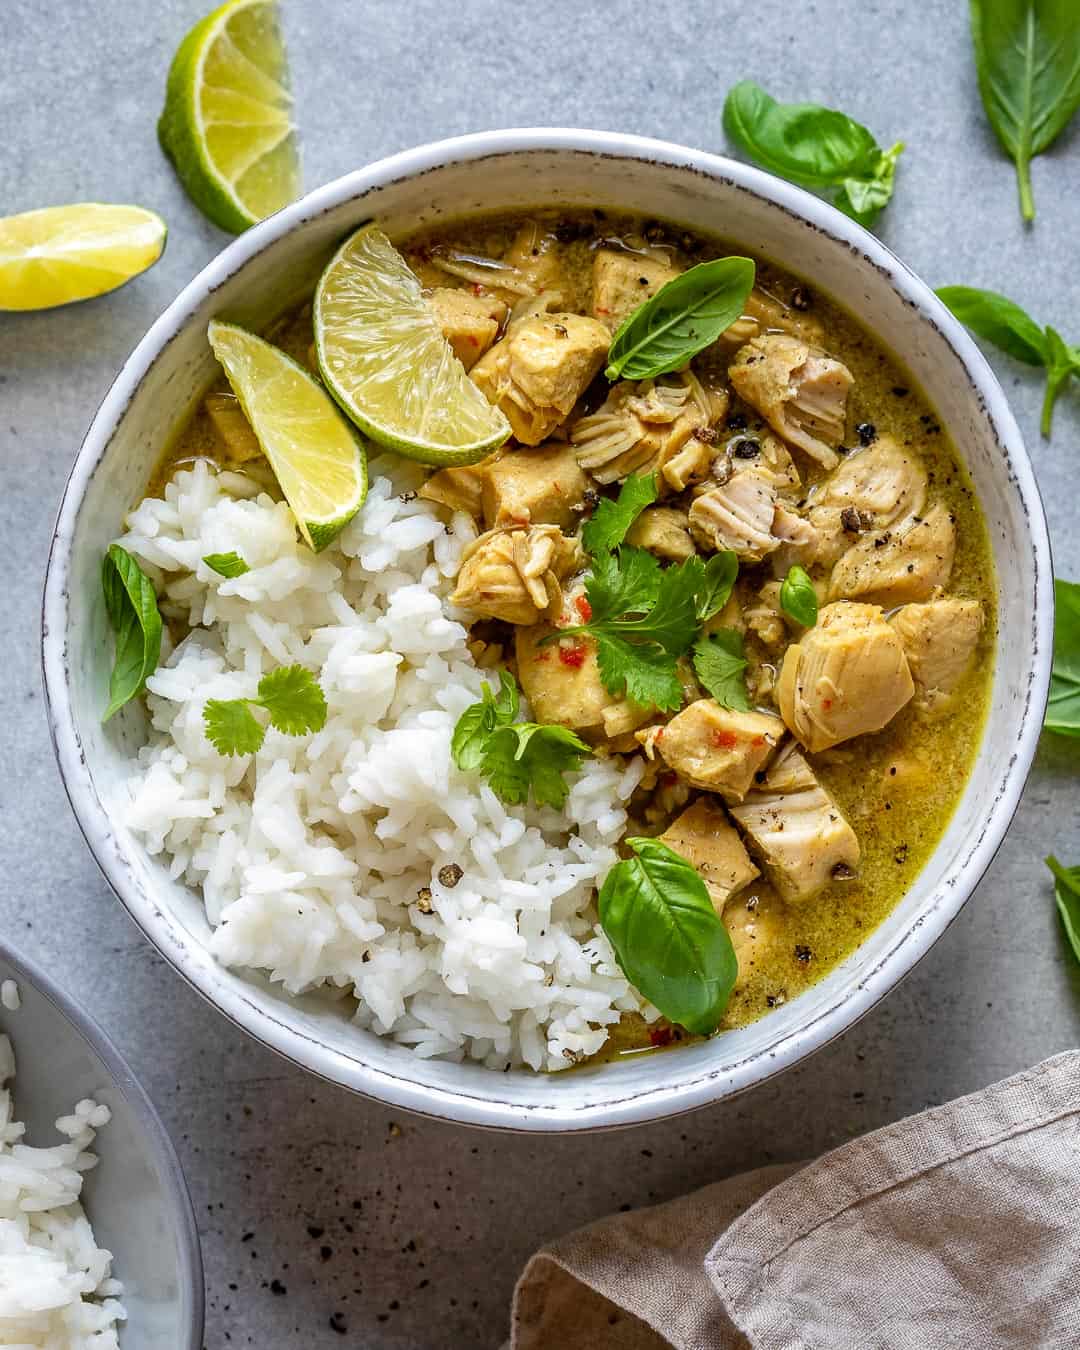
[649,1024,674,1048]
[752,735,765,747]
[470,283,486,296]
[575,595,593,622]
[711,729,738,749]
[660,771,678,787]
[558,643,587,669]
[596,306,611,316]
[535,650,551,662]
[467,335,480,347]
[822,698,833,710]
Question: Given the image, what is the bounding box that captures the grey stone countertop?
[3,1,1079,1346]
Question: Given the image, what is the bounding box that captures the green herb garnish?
[936,286,1079,438]
[692,630,752,711]
[723,80,904,227]
[969,0,1080,222]
[605,256,756,382]
[581,473,658,555]
[102,544,163,722]
[682,552,739,622]
[203,551,250,578]
[1045,856,1080,967]
[599,837,738,1034]
[450,670,591,809]
[1045,578,1080,736]
[204,665,327,756]
[779,564,819,627]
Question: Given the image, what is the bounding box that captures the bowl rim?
[42,128,1053,1131]
[0,935,205,1342]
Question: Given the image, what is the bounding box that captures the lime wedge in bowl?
[158,0,300,233]
[314,225,511,466]
[207,320,367,551]
[0,204,166,311]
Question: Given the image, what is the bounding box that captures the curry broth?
[153,208,996,1062]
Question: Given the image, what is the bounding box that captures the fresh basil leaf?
[692,630,751,711]
[102,544,163,722]
[1046,578,1080,736]
[203,551,250,578]
[1045,856,1080,966]
[835,141,904,227]
[599,837,738,1034]
[935,286,1048,365]
[1041,327,1080,438]
[779,564,819,627]
[606,256,756,382]
[970,0,1080,221]
[582,474,658,555]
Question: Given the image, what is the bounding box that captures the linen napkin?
[508,1051,1080,1349]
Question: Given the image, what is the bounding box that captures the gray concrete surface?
[3,2,1080,1346]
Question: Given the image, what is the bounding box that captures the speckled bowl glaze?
[0,940,204,1343]
[43,131,1052,1131]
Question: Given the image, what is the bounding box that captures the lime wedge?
[207,320,367,551]
[314,225,511,466]
[0,204,166,311]
[158,0,300,234]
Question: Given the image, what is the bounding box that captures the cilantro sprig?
[451,671,591,809]
[692,630,751,711]
[581,473,658,554]
[204,665,327,756]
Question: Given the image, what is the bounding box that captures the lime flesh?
[207,320,367,551]
[0,204,166,311]
[314,225,510,466]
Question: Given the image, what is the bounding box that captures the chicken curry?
[159,209,995,1057]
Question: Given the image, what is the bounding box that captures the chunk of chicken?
[688,469,779,562]
[515,625,653,739]
[660,798,760,912]
[726,430,802,495]
[743,580,788,650]
[419,460,490,519]
[729,743,860,903]
[828,503,957,607]
[481,442,588,529]
[503,222,570,301]
[625,505,696,561]
[729,334,854,470]
[423,223,568,307]
[427,288,508,370]
[470,313,609,445]
[205,391,262,464]
[451,525,581,625]
[807,437,928,566]
[889,598,984,713]
[591,248,681,329]
[570,372,725,487]
[637,699,784,802]
[770,504,822,575]
[719,287,826,349]
[723,885,787,989]
[777,601,914,752]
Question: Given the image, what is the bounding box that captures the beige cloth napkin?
[509,1052,1080,1349]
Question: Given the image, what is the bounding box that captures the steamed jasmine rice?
[0,1023,124,1346]
[118,457,654,1070]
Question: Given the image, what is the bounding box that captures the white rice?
[0,1009,124,1345]
[118,456,655,1070]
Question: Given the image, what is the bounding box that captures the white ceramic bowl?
[43,130,1052,1131]
[0,940,204,1344]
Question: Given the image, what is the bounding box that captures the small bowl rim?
[41,128,1053,1131]
[0,936,205,1343]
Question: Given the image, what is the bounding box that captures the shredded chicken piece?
[481,442,588,529]
[625,505,696,561]
[744,581,788,650]
[637,699,784,802]
[828,502,957,607]
[470,313,609,445]
[570,372,726,486]
[451,525,581,625]
[426,224,567,307]
[591,248,682,329]
[770,504,822,574]
[719,286,826,349]
[807,437,929,566]
[419,460,491,519]
[660,798,760,911]
[889,598,984,713]
[777,601,914,752]
[514,622,653,739]
[729,333,854,469]
[427,288,508,370]
[688,469,779,562]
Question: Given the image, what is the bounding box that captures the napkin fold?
[509,1052,1080,1350]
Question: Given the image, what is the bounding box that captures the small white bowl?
[42,130,1052,1131]
[0,940,204,1343]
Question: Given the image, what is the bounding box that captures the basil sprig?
[1045,857,1080,967]
[1045,578,1080,736]
[937,286,1080,437]
[599,838,738,1034]
[780,564,819,627]
[970,0,1080,222]
[102,544,163,721]
[605,256,755,382]
[723,81,903,227]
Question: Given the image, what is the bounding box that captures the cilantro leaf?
[201,665,327,755]
[692,630,751,711]
[204,698,264,756]
[582,474,658,555]
[682,551,739,621]
[203,551,250,578]
[451,673,590,807]
[585,546,661,623]
[595,633,685,710]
